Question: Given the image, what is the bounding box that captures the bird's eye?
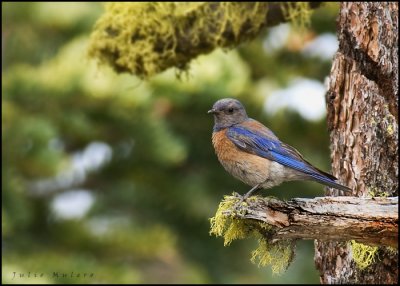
[228,108,234,113]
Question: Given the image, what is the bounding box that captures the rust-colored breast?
[212,129,295,188]
[211,128,304,188]
[211,129,272,187]
[212,129,241,161]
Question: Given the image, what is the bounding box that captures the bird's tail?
[308,169,353,194]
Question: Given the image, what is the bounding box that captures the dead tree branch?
[226,195,398,248]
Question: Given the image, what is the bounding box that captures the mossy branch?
[223,194,398,247]
[210,194,398,273]
[88,2,322,78]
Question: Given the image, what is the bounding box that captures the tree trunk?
[315,2,398,284]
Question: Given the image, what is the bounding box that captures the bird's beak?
[208,108,217,114]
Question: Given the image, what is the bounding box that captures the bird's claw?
[233,194,249,212]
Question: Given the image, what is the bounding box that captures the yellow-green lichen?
[281,2,312,29]
[210,194,295,274]
[251,236,294,275]
[350,240,378,270]
[386,124,394,136]
[88,2,313,78]
[209,195,255,246]
[384,111,396,137]
[367,186,389,198]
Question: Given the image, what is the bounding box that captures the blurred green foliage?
[2,2,339,284]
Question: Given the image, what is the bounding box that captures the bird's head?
[208,98,248,129]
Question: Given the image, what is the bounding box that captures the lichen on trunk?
[316,2,398,284]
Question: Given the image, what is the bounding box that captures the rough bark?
[316,2,398,284]
[226,195,398,248]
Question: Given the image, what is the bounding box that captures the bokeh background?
[2,2,340,284]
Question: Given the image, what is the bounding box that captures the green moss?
[386,124,394,135]
[209,195,254,246]
[350,240,378,270]
[281,2,312,29]
[210,194,295,274]
[88,2,313,78]
[251,236,294,275]
[367,187,388,198]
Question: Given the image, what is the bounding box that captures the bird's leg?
[243,184,261,200]
[234,184,261,211]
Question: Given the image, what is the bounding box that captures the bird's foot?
[233,195,248,213]
[236,194,247,205]
[233,185,261,211]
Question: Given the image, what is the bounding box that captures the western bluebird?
[208,98,352,199]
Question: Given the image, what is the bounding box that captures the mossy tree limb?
[88,2,322,78]
[223,194,398,248]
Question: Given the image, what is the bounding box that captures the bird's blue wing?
[227,122,337,181]
[227,125,314,174]
[226,120,352,193]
